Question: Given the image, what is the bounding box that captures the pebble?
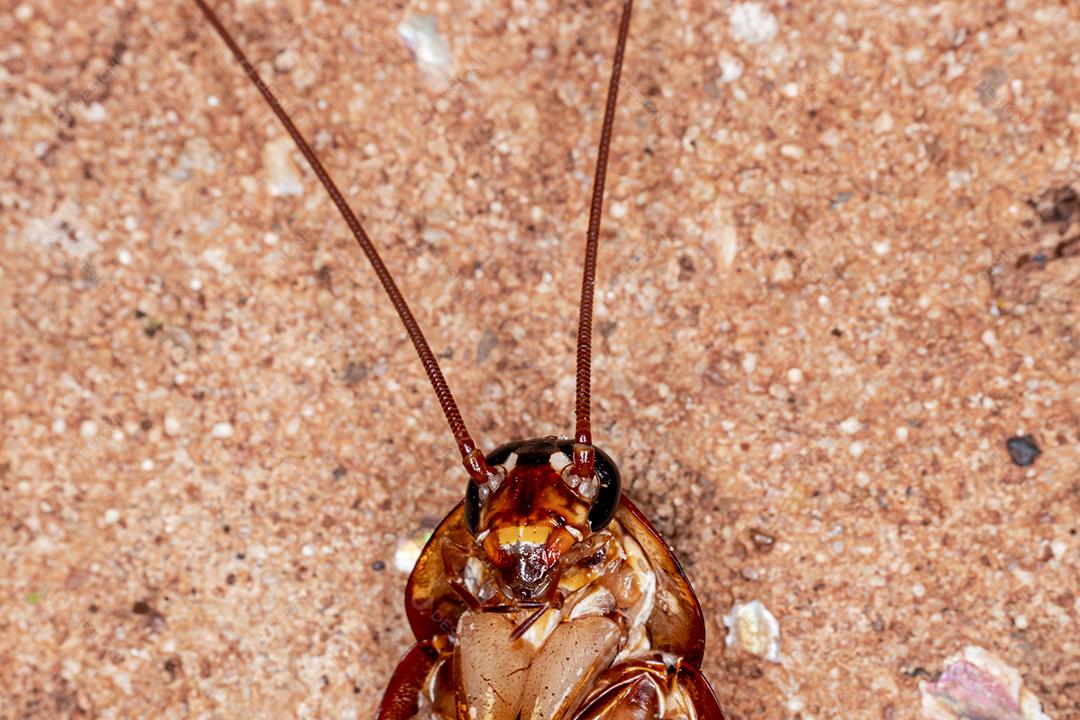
[771,257,795,282]
[718,54,744,84]
[730,2,780,45]
[839,417,861,434]
[398,14,453,88]
[211,422,234,439]
[779,144,805,159]
[723,600,782,663]
[103,508,120,525]
[164,415,181,437]
[263,138,304,196]
[1005,435,1040,467]
[920,646,1050,720]
[80,420,97,439]
[786,367,803,384]
[717,216,738,268]
[873,111,895,134]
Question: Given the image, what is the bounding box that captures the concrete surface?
[2,0,1078,718]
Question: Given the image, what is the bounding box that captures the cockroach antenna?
[571,0,635,485]
[190,0,496,484]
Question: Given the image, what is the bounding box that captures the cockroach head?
[463,437,621,599]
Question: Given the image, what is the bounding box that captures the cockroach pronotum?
[193,0,726,717]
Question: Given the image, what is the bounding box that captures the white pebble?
[849,440,865,458]
[786,367,804,384]
[981,329,998,348]
[80,420,97,439]
[211,422,234,439]
[780,143,805,159]
[164,415,181,436]
[723,600,782,662]
[912,583,926,598]
[140,459,154,471]
[104,508,121,525]
[118,249,132,265]
[873,111,894,134]
[263,138,304,196]
[730,2,779,45]
[718,52,744,83]
[839,417,861,434]
[741,352,757,373]
[52,418,66,434]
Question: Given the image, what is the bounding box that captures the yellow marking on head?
[496,526,552,547]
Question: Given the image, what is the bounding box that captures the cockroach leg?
[440,540,481,612]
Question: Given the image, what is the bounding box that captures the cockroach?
[192,0,726,717]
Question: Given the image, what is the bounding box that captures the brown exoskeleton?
[192,0,726,717]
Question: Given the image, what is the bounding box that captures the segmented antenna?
[191,0,493,482]
[573,0,634,478]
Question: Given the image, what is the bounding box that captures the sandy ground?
[2,0,1079,718]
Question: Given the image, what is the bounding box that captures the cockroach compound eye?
[192,0,726,716]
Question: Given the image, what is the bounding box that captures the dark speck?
[829,191,852,209]
[372,560,386,572]
[750,529,776,552]
[476,330,499,365]
[236,553,245,560]
[226,573,236,585]
[332,464,347,480]
[1006,435,1041,467]
[132,600,151,615]
[343,361,368,385]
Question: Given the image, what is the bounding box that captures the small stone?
[273,49,298,73]
[839,417,861,434]
[723,600,781,662]
[750,530,776,552]
[263,138,304,197]
[920,646,1050,720]
[1005,435,1040,467]
[849,441,866,458]
[104,508,120,525]
[717,217,738,268]
[741,352,757,374]
[80,420,97,439]
[779,143,805,159]
[873,111,894,134]
[164,415,181,436]
[786,367,803,384]
[730,2,779,45]
[718,52,744,83]
[211,422,234,439]
[771,258,795,282]
[398,14,453,88]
